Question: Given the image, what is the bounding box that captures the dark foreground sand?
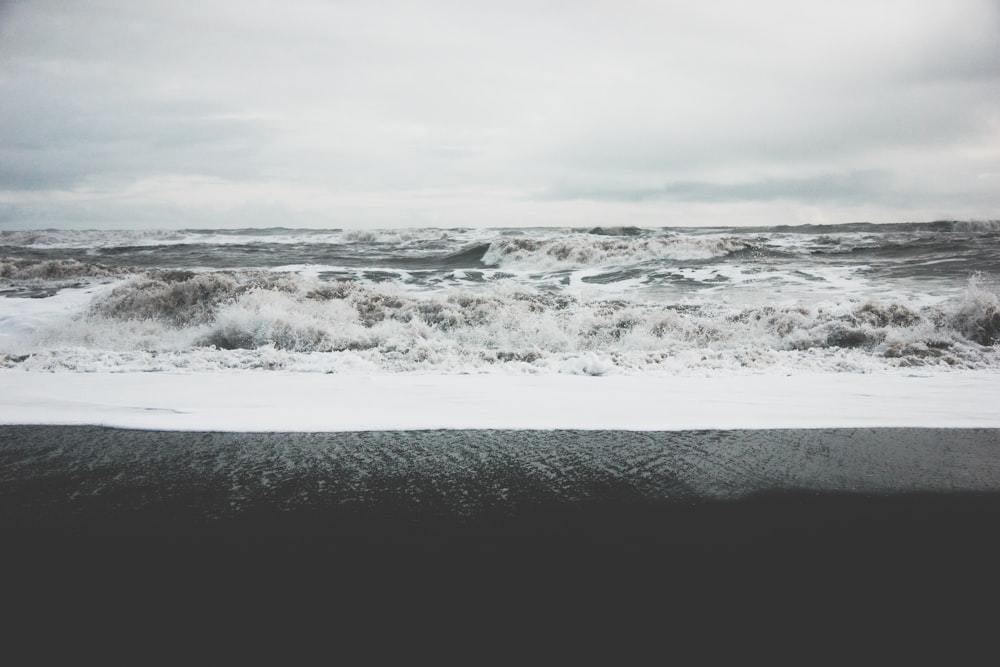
[3,426,1000,652]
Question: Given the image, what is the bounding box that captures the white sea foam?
[952,219,1000,233]
[0,227,488,250]
[2,370,998,431]
[480,233,764,270]
[2,271,997,375]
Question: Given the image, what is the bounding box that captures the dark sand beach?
[4,426,1000,651]
[5,426,1000,537]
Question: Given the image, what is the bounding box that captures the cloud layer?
[1,0,998,228]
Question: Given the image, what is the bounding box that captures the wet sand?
[4,425,1000,530]
[4,426,1000,645]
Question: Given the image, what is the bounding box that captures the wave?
[0,258,130,282]
[481,235,768,269]
[6,224,997,281]
[88,270,275,326]
[0,229,190,249]
[586,226,645,236]
[0,227,483,250]
[379,243,491,270]
[5,220,996,250]
[949,220,1000,233]
[766,220,1000,235]
[340,228,470,244]
[6,269,996,374]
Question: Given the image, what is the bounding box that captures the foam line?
[2,370,998,431]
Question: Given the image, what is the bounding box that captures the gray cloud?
[0,52,274,190]
[540,171,895,205]
[0,0,997,228]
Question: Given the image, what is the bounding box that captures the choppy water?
[1,221,998,374]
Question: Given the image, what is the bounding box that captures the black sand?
[4,426,1000,650]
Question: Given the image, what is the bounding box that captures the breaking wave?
[5,268,997,374]
[0,258,128,282]
[949,220,1000,233]
[481,234,768,269]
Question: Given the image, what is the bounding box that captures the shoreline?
[3,370,1000,430]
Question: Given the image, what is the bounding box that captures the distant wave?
[0,258,130,282]
[481,235,769,269]
[380,243,491,270]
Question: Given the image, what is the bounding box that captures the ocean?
[2,221,999,376]
[3,223,1000,637]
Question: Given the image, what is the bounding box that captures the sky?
[1,0,998,229]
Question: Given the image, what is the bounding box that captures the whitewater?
[2,222,998,430]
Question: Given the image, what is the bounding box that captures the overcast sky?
[1,0,998,229]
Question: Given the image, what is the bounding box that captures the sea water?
[2,222,997,377]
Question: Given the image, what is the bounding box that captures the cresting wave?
[0,258,128,282]
[480,235,766,269]
[3,266,998,374]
